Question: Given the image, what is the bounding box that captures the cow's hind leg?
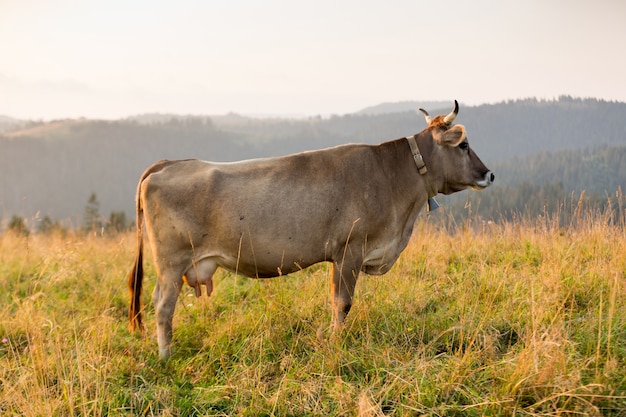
[330,251,362,330]
[152,269,183,359]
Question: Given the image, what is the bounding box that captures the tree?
[83,193,103,233]
[7,215,29,236]
[107,211,129,234]
[37,215,55,234]
[37,215,67,235]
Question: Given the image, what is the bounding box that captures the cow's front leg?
[152,270,183,359]
[330,253,361,330]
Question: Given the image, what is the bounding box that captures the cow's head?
[418,101,494,195]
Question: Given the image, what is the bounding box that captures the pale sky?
[1,0,625,120]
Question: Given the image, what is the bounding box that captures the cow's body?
[128,101,494,358]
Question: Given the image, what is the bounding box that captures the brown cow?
[128,101,494,358]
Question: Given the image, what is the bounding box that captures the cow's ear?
[436,125,466,147]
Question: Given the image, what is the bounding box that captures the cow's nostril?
[489,172,495,182]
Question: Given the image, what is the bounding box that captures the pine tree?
[83,193,103,234]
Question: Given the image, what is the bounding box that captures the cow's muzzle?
[474,171,495,189]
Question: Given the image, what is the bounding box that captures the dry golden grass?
[1,208,625,416]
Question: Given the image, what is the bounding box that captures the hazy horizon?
[2,0,625,120]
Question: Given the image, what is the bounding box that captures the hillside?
[441,144,626,222]
[0,116,27,134]
[1,97,625,226]
[354,100,448,115]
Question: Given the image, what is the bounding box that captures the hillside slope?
[1,97,625,224]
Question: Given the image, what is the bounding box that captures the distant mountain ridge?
[1,97,625,225]
[0,115,27,134]
[355,101,448,115]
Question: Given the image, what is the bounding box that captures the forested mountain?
[1,97,625,228]
[441,144,626,222]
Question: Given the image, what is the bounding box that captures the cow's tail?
[128,160,179,333]
[128,170,147,333]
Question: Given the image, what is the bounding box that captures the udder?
[183,258,218,297]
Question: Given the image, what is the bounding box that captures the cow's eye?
[458,141,469,151]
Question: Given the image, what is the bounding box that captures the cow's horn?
[418,108,431,124]
[443,100,459,124]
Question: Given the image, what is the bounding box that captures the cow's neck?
[406,135,436,196]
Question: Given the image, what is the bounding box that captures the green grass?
[1,212,625,416]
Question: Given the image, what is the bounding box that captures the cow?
[128,101,494,358]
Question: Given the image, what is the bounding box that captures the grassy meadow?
[1,208,625,416]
